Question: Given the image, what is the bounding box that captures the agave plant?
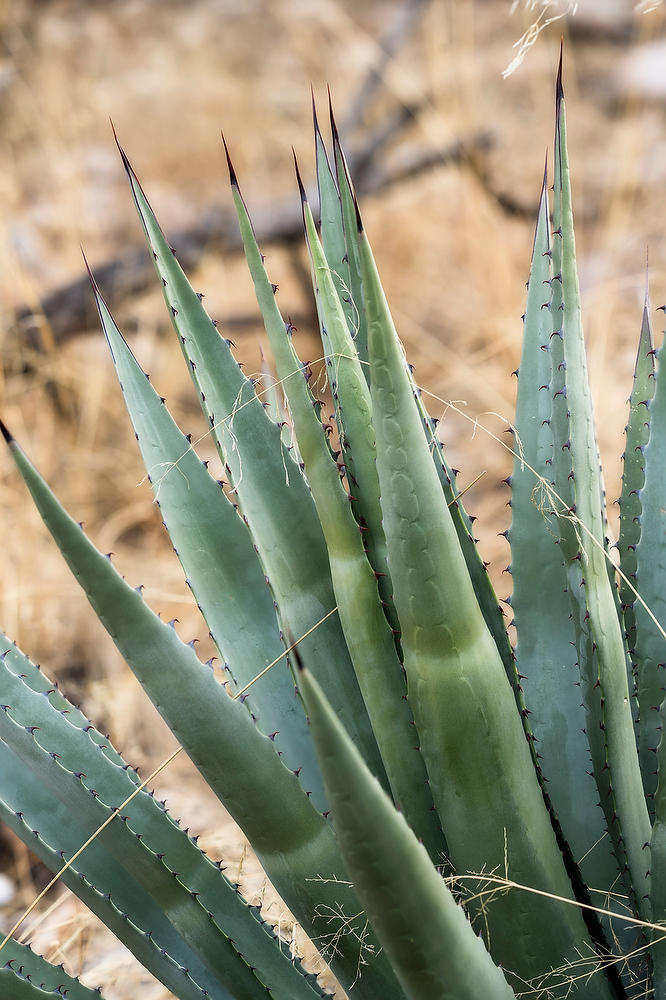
[1,53,666,999]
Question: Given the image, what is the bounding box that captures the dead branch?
[12,129,495,348]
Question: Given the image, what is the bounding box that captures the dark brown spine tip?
[110,120,131,173]
[327,85,340,143]
[556,40,564,103]
[290,640,305,673]
[353,192,363,233]
[0,418,14,444]
[221,133,239,189]
[292,149,307,204]
[311,85,321,140]
[81,248,99,294]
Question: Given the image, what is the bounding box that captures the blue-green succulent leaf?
[0,428,398,999]
[116,140,382,783]
[621,297,657,798]
[0,939,104,1000]
[329,101,369,373]
[359,210,616,997]
[510,167,623,943]
[0,636,330,1000]
[548,60,651,918]
[298,664,516,1000]
[90,269,326,811]
[229,152,447,863]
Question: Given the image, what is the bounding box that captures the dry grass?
[2,0,666,995]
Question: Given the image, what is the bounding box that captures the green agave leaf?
[1,638,128,768]
[329,100,369,374]
[0,940,103,1000]
[0,428,399,998]
[0,425,321,857]
[510,168,623,945]
[328,120,517,687]
[313,99,356,343]
[0,639,329,1000]
[650,817,666,999]
[89,269,326,812]
[297,663,516,1000]
[619,294,657,797]
[634,329,666,958]
[1,649,213,998]
[409,368,518,686]
[304,168,398,636]
[229,148,447,864]
[311,129,518,819]
[115,140,383,785]
[358,208,616,997]
[548,58,651,918]
[0,748,228,1000]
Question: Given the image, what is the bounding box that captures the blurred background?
[1,0,666,994]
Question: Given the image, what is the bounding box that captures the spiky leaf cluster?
[2,54,666,1000]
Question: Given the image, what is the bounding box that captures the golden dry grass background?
[2,0,666,995]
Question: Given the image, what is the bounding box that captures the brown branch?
[340,0,430,134]
[12,129,496,348]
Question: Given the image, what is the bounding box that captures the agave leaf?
[633,329,666,939]
[115,140,383,781]
[0,427,400,998]
[314,124,516,693]
[0,639,329,1000]
[510,167,624,948]
[0,424,320,856]
[0,940,104,1000]
[548,57,651,917]
[303,179,398,635]
[358,210,616,996]
[313,99,356,342]
[0,746,228,1000]
[650,819,666,998]
[297,663,516,1000]
[229,148,447,864]
[90,271,326,811]
[619,294,657,788]
[1,638,128,766]
[327,110,513,688]
[411,372,520,685]
[328,128,517,685]
[329,100,369,373]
